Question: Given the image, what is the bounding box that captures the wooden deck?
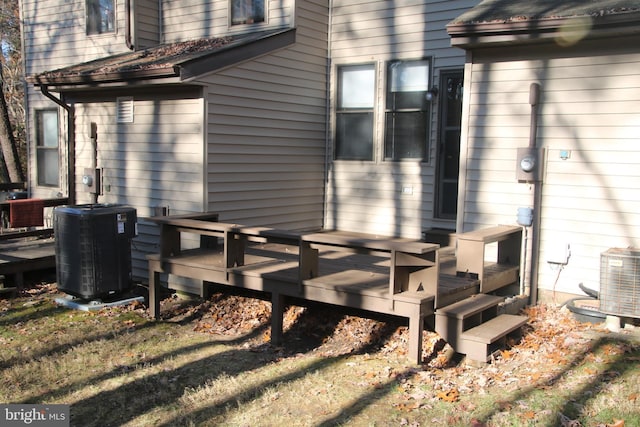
[0,194,66,293]
[0,236,56,293]
[147,214,482,364]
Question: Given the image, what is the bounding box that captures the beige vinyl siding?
[161,0,294,43]
[133,0,160,48]
[20,0,130,76]
[69,89,205,280]
[326,0,477,238]
[198,0,328,230]
[460,38,640,295]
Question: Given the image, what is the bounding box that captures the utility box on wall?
[54,204,137,300]
[516,147,545,182]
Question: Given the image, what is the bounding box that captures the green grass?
[1,286,639,427]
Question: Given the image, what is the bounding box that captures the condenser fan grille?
[600,248,640,318]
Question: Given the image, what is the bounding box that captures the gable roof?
[28,29,295,88]
[447,0,640,47]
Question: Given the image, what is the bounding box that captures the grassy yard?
[1,283,639,427]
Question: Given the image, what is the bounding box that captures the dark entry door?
[436,70,463,219]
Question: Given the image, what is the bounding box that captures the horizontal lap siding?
[199,0,328,230]
[21,0,130,75]
[326,0,476,238]
[134,0,160,48]
[463,40,640,294]
[161,0,294,43]
[70,91,205,279]
[21,0,159,197]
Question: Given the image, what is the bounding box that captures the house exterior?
[447,0,640,303]
[20,0,478,293]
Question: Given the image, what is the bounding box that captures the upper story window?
[384,59,431,161]
[231,0,265,25]
[334,64,375,161]
[36,110,59,187]
[87,0,115,35]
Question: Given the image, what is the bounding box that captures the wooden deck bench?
[456,225,522,293]
[147,215,441,364]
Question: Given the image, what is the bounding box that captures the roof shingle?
[451,0,640,24]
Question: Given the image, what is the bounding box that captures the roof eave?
[27,28,297,89]
[28,66,180,87]
[179,28,296,81]
[448,11,640,48]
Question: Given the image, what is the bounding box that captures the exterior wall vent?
[600,248,640,318]
[117,97,134,123]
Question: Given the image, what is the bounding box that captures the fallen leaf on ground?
[436,388,459,402]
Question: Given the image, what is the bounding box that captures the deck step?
[460,314,528,344]
[435,274,479,309]
[436,293,503,319]
[458,314,528,362]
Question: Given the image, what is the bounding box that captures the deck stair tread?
[437,274,478,295]
[436,293,503,319]
[460,314,528,344]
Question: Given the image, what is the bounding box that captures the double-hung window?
[87,0,115,35]
[384,59,431,161]
[231,0,265,25]
[335,64,375,161]
[36,110,59,187]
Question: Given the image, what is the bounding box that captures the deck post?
[408,307,424,365]
[270,292,285,345]
[148,261,161,319]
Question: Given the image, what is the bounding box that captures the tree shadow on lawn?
[155,306,409,427]
[0,300,167,372]
[0,300,60,329]
[473,336,640,425]
[64,301,405,426]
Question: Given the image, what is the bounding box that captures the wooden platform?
[0,236,56,293]
[147,214,482,364]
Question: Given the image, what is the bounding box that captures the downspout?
[40,85,76,205]
[125,0,134,50]
[321,0,333,230]
[528,82,542,305]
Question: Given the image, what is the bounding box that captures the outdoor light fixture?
[425,87,438,102]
